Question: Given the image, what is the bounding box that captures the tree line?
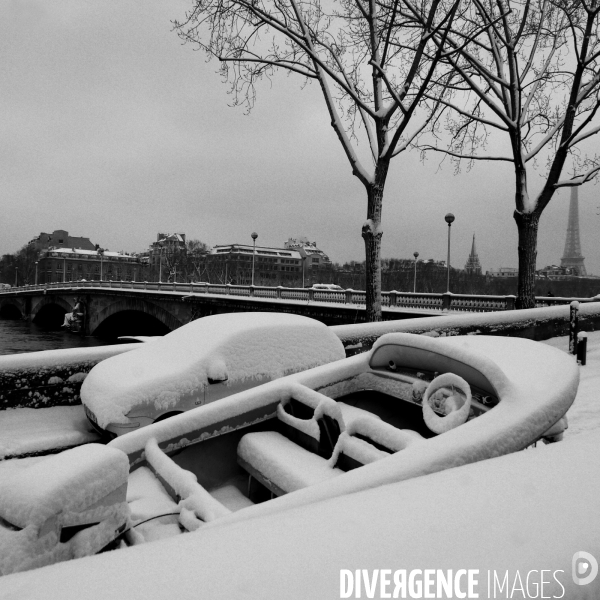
[175,0,600,321]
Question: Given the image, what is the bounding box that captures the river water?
[0,319,111,356]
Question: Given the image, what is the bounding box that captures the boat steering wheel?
[422,373,472,434]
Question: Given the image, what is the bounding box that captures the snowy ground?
[541,331,600,437]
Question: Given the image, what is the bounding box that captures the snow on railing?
[2,281,598,313]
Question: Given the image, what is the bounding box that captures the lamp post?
[158,246,163,283]
[63,256,66,283]
[302,255,307,287]
[445,213,455,292]
[99,249,104,281]
[413,252,419,293]
[35,261,38,285]
[251,232,258,286]
[14,267,18,287]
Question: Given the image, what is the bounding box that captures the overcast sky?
[1,0,599,276]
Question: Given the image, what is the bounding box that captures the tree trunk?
[513,210,540,310]
[362,165,388,322]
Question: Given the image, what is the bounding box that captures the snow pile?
[82,313,345,427]
[0,406,100,459]
[144,438,230,530]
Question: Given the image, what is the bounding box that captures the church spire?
[464,234,482,274]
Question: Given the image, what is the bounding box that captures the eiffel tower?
[560,187,587,276]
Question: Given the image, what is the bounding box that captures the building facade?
[486,267,518,279]
[283,237,333,286]
[536,265,576,280]
[37,248,143,284]
[29,230,96,252]
[148,233,187,282]
[205,244,303,286]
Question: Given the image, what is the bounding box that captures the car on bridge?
[81,312,346,438]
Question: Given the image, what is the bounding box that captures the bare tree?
[162,245,188,282]
[186,238,211,281]
[174,0,460,320]
[421,0,600,308]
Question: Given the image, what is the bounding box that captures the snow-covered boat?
[108,332,579,538]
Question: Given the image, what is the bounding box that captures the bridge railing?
[1,280,598,312]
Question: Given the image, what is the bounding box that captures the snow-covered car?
[311,284,343,291]
[81,313,346,438]
[0,444,129,576]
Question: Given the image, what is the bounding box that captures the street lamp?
[35,261,38,285]
[413,252,419,293]
[302,255,307,288]
[158,246,164,283]
[445,213,455,292]
[14,267,18,287]
[251,232,258,286]
[98,248,104,281]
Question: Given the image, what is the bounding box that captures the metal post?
[35,261,38,285]
[14,267,18,287]
[445,213,455,292]
[577,332,587,365]
[569,301,579,354]
[413,252,419,293]
[63,257,66,283]
[251,232,258,286]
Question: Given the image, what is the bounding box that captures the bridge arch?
[90,298,183,338]
[31,296,74,329]
[0,299,23,320]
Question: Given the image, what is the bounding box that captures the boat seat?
[237,431,344,497]
[238,398,425,497]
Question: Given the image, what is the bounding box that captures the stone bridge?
[0,281,585,339]
[0,282,441,338]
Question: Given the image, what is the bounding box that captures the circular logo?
[572,551,599,586]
